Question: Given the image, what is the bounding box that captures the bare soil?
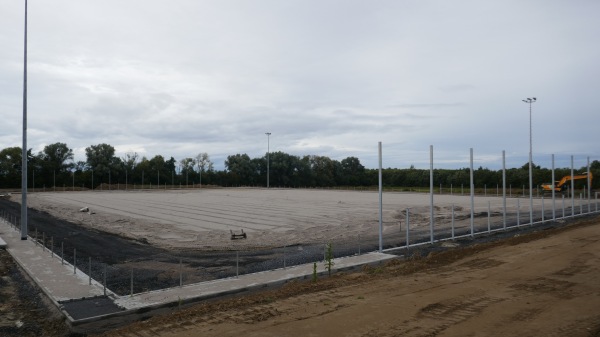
[15,189,531,250]
[89,216,600,337]
[0,249,72,337]
[1,190,599,336]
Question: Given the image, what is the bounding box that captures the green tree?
[85,143,117,187]
[0,147,30,188]
[269,151,302,187]
[309,155,337,187]
[39,142,74,187]
[136,157,151,186]
[121,152,139,181]
[225,154,256,185]
[340,156,365,185]
[149,155,166,186]
[296,155,313,187]
[196,152,213,186]
[165,157,177,184]
[179,157,196,186]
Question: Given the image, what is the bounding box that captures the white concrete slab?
[1,218,398,323]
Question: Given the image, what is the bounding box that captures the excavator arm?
[541,172,593,193]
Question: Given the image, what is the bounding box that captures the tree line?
[0,143,598,190]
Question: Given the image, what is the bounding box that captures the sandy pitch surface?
[20,188,551,250]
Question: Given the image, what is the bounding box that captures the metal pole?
[470,148,474,237]
[89,257,92,285]
[451,204,455,239]
[266,132,271,188]
[487,201,491,232]
[74,248,77,274]
[562,194,565,218]
[20,0,28,240]
[130,269,133,297]
[236,251,239,277]
[541,195,545,223]
[378,141,383,252]
[51,237,53,258]
[103,265,107,296]
[552,154,556,220]
[588,156,591,213]
[517,198,521,227]
[522,98,536,228]
[179,258,183,287]
[571,156,575,217]
[502,150,507,229]
[405,208,410,250]
[61,241,64,265]
[429,145,434,243]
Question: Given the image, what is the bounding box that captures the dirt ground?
[0,249,71,337]
[15,189,548,250]
[83,216,600,337]
[1,190,599,336]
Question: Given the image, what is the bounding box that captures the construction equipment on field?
[541,172,593,194]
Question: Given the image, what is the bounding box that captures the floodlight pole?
[470,148,474,237]
[571,155,575,217]
[378,142,383,252]
[20,0,28,240]
[551,154,555,220]
[502,150,506,229]
[265,132,271,188]
[522,97,536,225]
[429,145,434,243]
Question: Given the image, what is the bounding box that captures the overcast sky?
[1,0,598,171]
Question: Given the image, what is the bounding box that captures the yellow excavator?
[541,172,593,194]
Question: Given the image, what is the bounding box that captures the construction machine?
[540,172,593,194]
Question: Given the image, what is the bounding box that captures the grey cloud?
[1,0,598,169]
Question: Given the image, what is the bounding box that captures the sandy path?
[96,218,600,337]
